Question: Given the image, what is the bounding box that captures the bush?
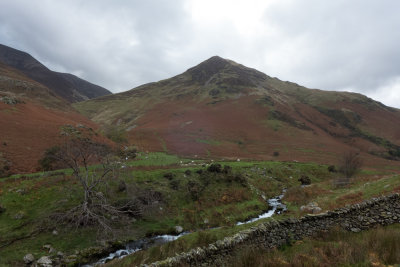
[169,180,180,190]
[118,146,137,160]
[328,165,337,172]
[117,180,127,192]
[223,165,232,174]
[298,175,311,185]
[338,151,362,178]
[38,146,62,171]
[187,180,203,201]
[0,152,11,177]
[207,163,222,173]
[163,172,175,180]
[232,174,247,186]
[0,203,5,213]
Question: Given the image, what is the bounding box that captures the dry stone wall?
[148,193,400,266]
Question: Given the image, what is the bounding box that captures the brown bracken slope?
[74,56,400,168]
[0,62,101,174]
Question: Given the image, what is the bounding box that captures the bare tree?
[50,125,127,231]
[338,150,363,179]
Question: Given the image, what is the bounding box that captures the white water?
[87,232,190,266]
[90,190,286,266]
[236,190,286,225]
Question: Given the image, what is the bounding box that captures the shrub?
[0,152,11,177]
[118,146,137,160]
[223,165,232,174]
[207,163,222,173]
[38,146,62,171]
[298,175,311,185]
[163,172,175,180]
[169,180,180,190]
[338,151,363,178]
[328,165,337,172]
[187,180,203,201]
[0,203,5,213]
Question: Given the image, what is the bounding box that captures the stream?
[88,190,286,266]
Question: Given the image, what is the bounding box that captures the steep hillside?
[0,62,101,174]
[74,56,400,167]
[0,44,111,102]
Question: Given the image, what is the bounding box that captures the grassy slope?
[0,153,324,265]
[1,152,399,266]
[108,163,400,266]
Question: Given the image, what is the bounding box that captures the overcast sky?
[1,0,400,107]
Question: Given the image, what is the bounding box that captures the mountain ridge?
[0,44,111,102]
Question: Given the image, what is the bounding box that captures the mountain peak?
[186,56,267,87]
[186,56,232,84]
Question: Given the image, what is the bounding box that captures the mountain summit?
[74,57,400,167]
[187,56,267,88]
[0,44,111,102]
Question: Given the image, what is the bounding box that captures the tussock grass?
[229,225,400,267]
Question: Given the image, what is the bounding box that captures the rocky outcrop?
[149,193,400,266]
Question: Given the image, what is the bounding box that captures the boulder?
[37,256,52,266]
[175,225,183,234]
[275,204,287,214]
[120,251,129,256]
[312,207,322,214]
[300,202,322,214]
[23,254,35,264]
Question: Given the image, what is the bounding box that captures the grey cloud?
[0,0,190,91]
[261,0,400,94]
